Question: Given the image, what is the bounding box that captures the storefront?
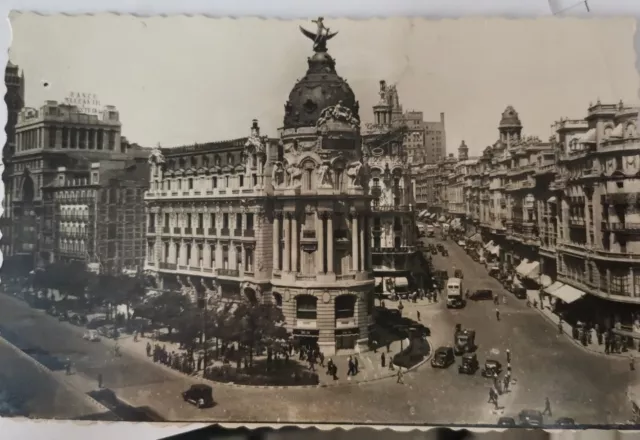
[335,328,359,350]
[292,329,319,349]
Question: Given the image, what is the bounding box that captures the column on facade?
[351,214,359,271]
[215,242,223,268]
[561,198,570,242]
[203,242,212,268]
[316,211,325,274]
[326,213,334,273]
[229,245,237,271]
[76,128,80,150]
[291,213,299,273]
[283,214,291,272]
[102,130,109,150]
[169,239,177,264]
[359,216,365,272]
[273,213,281,271]
[179,241,187,265]
[93,129,98,150]
[365,217,373,270]
[584,191,592,246]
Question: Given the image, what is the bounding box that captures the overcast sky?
[8,14,639,156]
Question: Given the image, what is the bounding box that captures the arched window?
[335,295,356,319]
[244,287,258,305]
[272,292,283,308]
[296,295,317,320]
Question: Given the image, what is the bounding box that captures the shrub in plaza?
[204,364,319,386]
[134,290,191,335]
[87,273,147,322]
[32,261,92,306]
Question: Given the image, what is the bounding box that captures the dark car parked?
[497,417,516,427]
[431,346,455,369]
[518,409,544,427]
[182,384,214,409]
[555,417,575,427]
[470,289,493,301]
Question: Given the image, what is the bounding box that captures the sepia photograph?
[2,12,640,428]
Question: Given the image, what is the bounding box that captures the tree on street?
[134,290,190,334]
[33,261,92,302]
[232,302,288,367]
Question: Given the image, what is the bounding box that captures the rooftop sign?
[64,92,101,115]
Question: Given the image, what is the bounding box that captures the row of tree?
[30,261,289,368]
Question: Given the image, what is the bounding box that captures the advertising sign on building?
[64,92,101,115]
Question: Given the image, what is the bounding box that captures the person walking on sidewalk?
[417,310,421,322]
[319,351,325,367]
[398,300,404,317]
[396,368,404,384]
[98,373,103,389]
[354,357,359,375]
[381,352,386,368]
[506,349,511,364]
[542,397,552,416]
[495,307,500,322]
[630,354,635,372]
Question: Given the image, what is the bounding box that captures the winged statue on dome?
[300,17,339,52]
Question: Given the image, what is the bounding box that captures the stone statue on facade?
[316,101,360,129]
[346,160,364,187]
[286,163,303,188]
[148,145,165,165]
[317,161,333,188]
[272,161,285,188]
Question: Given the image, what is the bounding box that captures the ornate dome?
[283,29,360,129]
[499,105,522,128]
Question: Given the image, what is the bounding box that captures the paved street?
[421,236,635,424]
[0,336,109,420]
[0,238,636,425]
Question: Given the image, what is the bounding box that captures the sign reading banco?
[64,91,101,115]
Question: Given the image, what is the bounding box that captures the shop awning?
[539,274,553,288]
[483,240,495,250]
[394,277,409,288]
[523,261,540,280]
[547,196,557,203]
[438,216,446,222]
[512,277,523,288]
[419,210,428,217]
[488,244,501,256]
[469,233,482,243]
[515,259,531,277]
[551,284,586,304]
[544,281,564,295]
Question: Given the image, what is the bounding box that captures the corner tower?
[499,105,522,146]
[270,18,374,355]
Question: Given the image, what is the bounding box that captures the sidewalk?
[114,329,429,387]
[526,292,634,360]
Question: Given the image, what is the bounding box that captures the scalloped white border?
[1,1,640,437]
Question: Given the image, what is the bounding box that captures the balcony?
[371,246,416,254]
[302,230,316,239]
[208,228,217,235]
[217,268,240,277]
[158,262,177,270]
[371,205,413,212]
[244,229,255,238]
[233,228,242,237]
[196,227,204,235]
[173,227,181,234]
[568,217,586,227]
[220,227,230,236]
[601,222,640,234]
[185,228,193,234]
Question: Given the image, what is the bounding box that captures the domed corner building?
[269,20,375,355]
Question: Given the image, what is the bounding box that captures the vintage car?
[441,249,449,257]
[454,329,476,355]
[457,353,479,375]
[430,346,455,369]
[481,359,503,377]
[555,417,576,427]
[182,384,214,409]
[470,289,493,301]
[513,287,527,299]
[497,417,517,427]
[454,269,464,279]
[518,409,544,427]
[82,329,100,342]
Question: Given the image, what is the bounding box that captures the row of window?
[152,174,260,192]
[17,127,118,152]
[149,212,255,231]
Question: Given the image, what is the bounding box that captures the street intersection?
[0,237,635,425]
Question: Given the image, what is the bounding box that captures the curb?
[0,335,117,418]
[123,337,433,390]
[3,292,436,390]
[531,302,630,361]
